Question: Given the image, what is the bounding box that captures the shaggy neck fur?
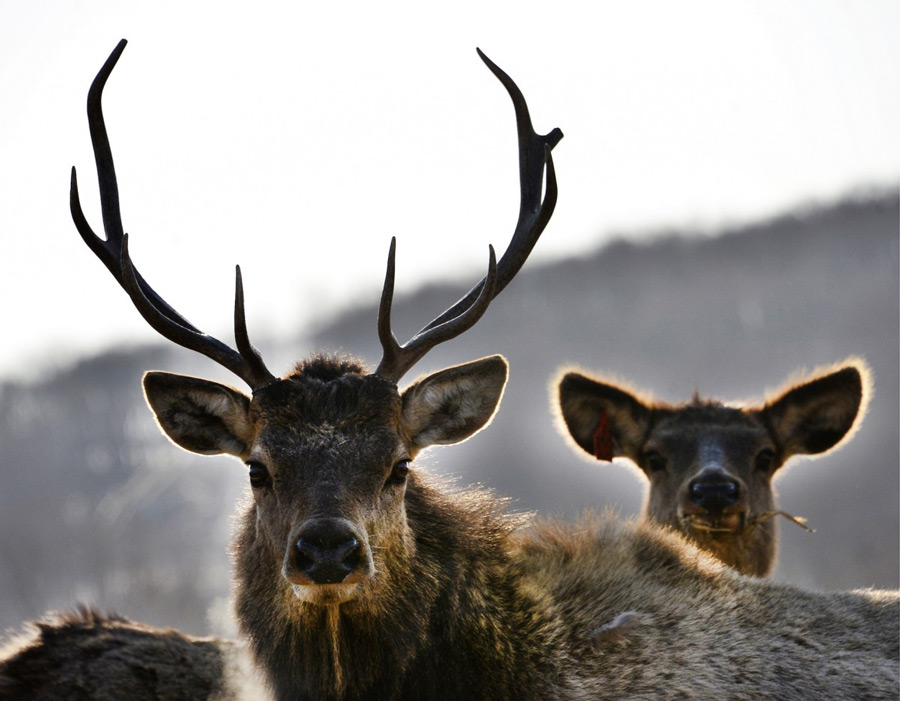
[233,475,570,701]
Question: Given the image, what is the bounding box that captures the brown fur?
[0,606,265,700]
[555,359,870,576]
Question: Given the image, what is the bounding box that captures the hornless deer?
[48,40,897,701]
[555,360,870,576]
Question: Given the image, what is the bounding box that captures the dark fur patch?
[0,606,229,700]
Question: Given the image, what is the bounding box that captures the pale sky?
[1,0,897,381]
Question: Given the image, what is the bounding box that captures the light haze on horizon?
[0,0,897,381]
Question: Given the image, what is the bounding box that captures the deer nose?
[688,476,740,513]
[293,519,362,585]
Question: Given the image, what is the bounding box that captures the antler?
[70,39,276,390]
[374,49,563,383]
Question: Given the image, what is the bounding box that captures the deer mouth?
[680,511,747,538]
[288,579,365,605]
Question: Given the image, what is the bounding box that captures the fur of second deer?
[555,360,869,577]
[515,511,898,700]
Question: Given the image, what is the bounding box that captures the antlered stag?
[21,40,894,701]
[66,39,571,700]
[556,360,869,576]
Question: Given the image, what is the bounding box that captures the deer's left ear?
[400,355,508,451]
[761,360,870,457]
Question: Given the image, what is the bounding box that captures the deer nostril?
[689,479,741,508]
[294,539,319,573]
[336,537,360,571]
[293,529,362,585]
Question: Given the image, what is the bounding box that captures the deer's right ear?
[142,371,254,457]
[556,371,651,463]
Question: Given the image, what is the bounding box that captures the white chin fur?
[291,582,359,604]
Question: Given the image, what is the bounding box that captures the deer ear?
[762,361,870,458]
[557,371,652,462]
[143,371,254,457]
[400,355,508,451]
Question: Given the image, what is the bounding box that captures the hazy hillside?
[1,192,897,637]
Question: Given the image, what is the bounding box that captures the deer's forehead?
[249,375,403,426]
[650,409,769,454]
[246,377,404,461]
[257,423,401,472]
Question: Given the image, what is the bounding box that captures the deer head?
[71,40,562,606]
[555,360,869,576]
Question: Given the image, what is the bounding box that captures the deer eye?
[247,461,272,489]
[642,450,667,474]
[755,448,776,473]
[385,459,410,488]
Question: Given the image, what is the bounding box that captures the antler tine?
[234,266,277,387]
[375,237,401,375]
[418,49,563,334]
[72,40,276,390]
[374,50,562,383]
[118,237,276,388]
[375,241,498,383]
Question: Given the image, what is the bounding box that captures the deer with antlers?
[62,39,573,700]
[555,359,870,576]
[6,40,896,701]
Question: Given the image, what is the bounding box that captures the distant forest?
[1,192,897,637]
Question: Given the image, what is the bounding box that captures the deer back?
[515,512,899,698]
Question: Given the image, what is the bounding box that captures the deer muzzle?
[284,518,375,599]
[680,470,748,537]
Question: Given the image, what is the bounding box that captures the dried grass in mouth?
[684,511,814,535]
[745,510,815,534]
